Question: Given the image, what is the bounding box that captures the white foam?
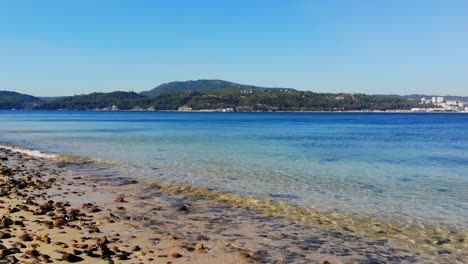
[0,144,57,159]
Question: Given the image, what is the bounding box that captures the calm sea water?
[1,111,467,228]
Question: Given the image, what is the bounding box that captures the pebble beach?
[1,146,467,263]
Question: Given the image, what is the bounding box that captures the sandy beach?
[0,146,466,264]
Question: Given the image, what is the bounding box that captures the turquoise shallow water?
[1,111,467,228]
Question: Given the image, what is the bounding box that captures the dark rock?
[240,252,251,258]
[437,249,451,255]
[177,205,189,212]
[118,252,130,260]
[25,249,40,257]
[0,231,12,239]
[9,207,20,213]
[18,233,33,241]
[11,242,26,248]
[62,253,85,262]
[432,237,451,245]
[132,245,141,251]
[0,248,12,258]
[7,255,18,264]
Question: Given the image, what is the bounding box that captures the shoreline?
[0,145,467,263]
[3,109,468,113]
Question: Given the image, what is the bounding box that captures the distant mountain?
[140,79,295,96]
[0,91,43,109]
[38,91,147,110]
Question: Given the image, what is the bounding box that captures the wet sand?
[0,147,466,263]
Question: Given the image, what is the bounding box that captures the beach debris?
[54,241,69,248]
[36,234,51,244]
[194,243,205,250]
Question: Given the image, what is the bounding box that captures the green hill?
[140,79,295,96]
[0,91,43,109]
[33,89,422,111]
[38,91,148,110]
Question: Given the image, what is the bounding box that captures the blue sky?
[1,0,467,96]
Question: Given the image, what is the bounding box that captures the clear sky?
[1,0,467,96]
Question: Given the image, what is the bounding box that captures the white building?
[431,96,444,103]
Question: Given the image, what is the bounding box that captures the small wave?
[56,154,120,165]
[0,142,119,166]
[0,143,57,159]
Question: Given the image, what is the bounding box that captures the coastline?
[0,145,467,263]
[3,109,468,113]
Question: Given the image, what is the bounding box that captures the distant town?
[412,96,468,112]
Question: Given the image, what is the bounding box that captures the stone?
[18,233,34,241]
[177,205,189,212]
[0,248,12,258]
[437,249,451,255]
[1,217,14,228]
[62,253,85,262]
[171,252,183,258]
[25,249,40,257]
[9,207,20,213]
[11,242,26,248]
[0,231,12,239]
[240,252,250,258]
[73,243,89,249]
[7,255,18,263]
[132,245,141,251]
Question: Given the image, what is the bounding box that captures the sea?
[0,110,467,230]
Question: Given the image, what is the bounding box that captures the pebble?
[0,231,12,239]
[171,252,183,258]
[132,245,141,251]
[0,248,11,258]
[437,249,451,255]
[25,249,40,257]
[62,253,85,262]
[18,233,33,241]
